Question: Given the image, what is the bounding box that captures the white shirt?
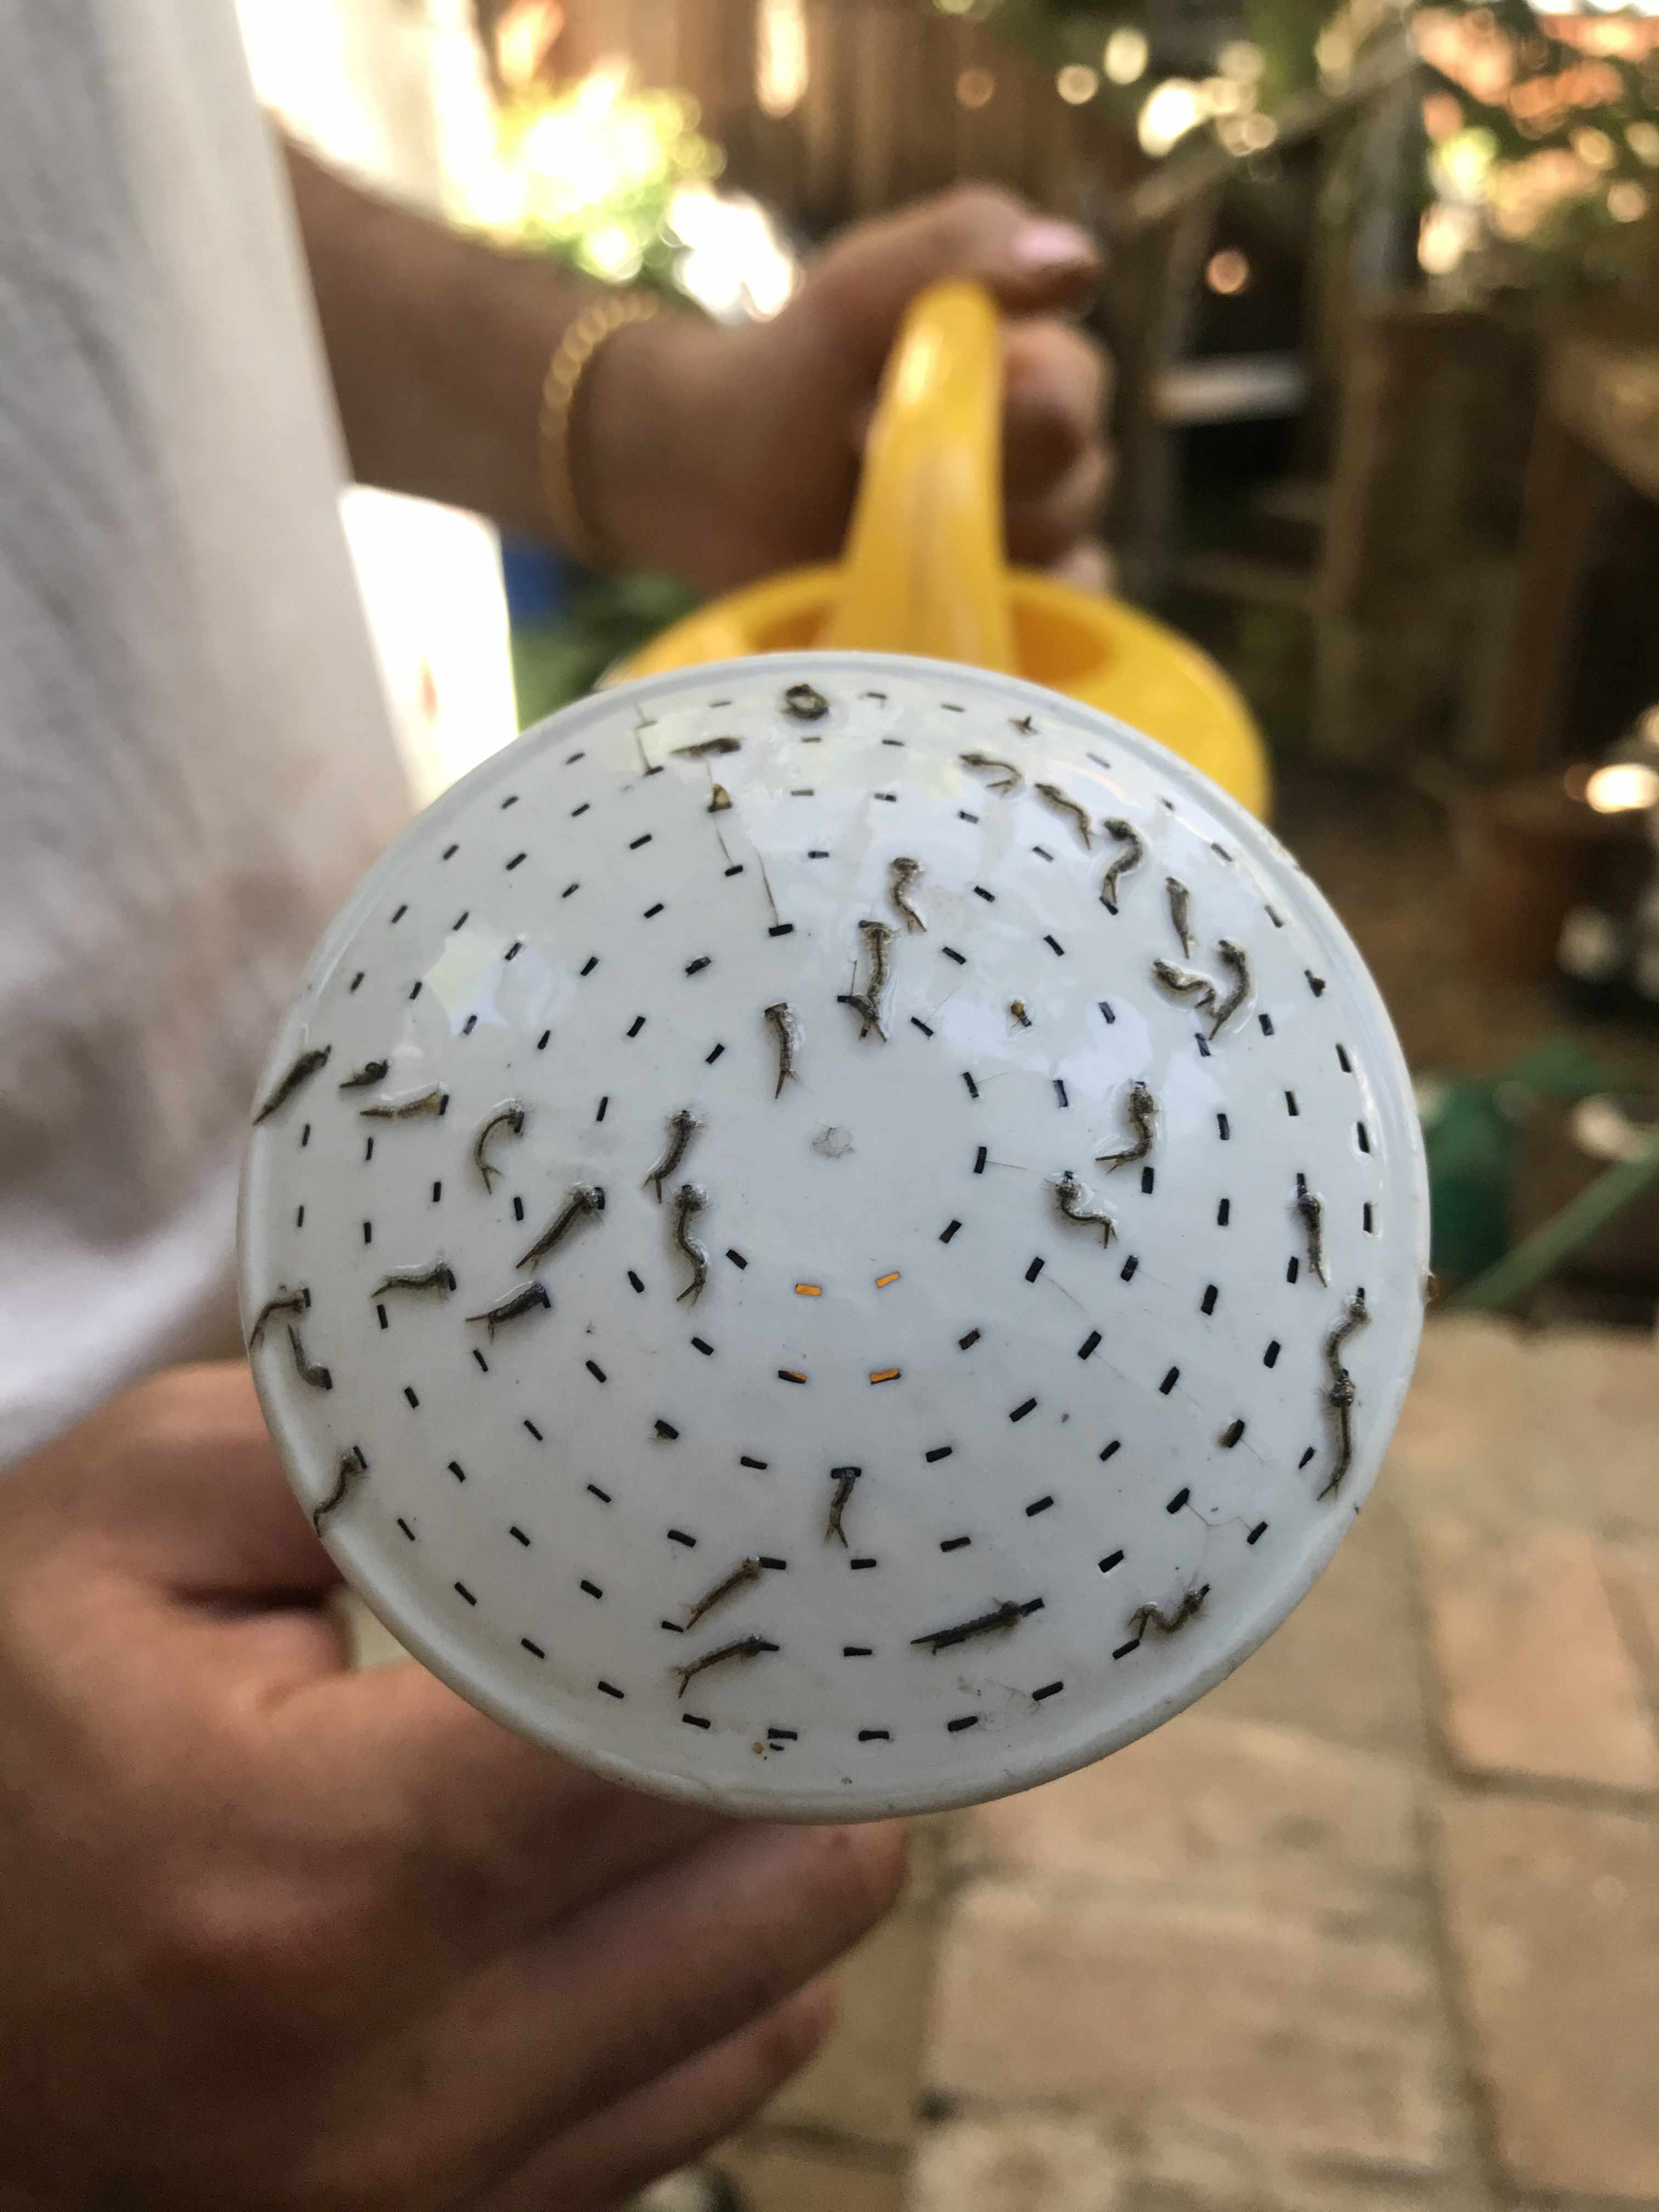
[0,0,409,1466]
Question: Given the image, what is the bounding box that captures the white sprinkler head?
[240,653,1427,1820]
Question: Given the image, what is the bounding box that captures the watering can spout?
[822,281,1017,672]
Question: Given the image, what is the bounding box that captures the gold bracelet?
[537,292,661,571]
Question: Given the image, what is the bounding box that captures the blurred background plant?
[1409,0,1659,294]
[483,15,799,316]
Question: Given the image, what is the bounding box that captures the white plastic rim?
[240,653,1428,1820]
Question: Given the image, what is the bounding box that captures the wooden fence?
[501,0,1140,232]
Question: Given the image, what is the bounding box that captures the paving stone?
[1384,1320,1533,1529]
[1200,1496,1431,1762]
[711,2132,906,2212]
[926,1882,1446,2174]
[1128,2111,1483,2212]
[1387,1320,1659,1540]
[763,1816,950,2151]
[969,1714,1419,1938]
[1416,1520,1659,1792]
[1600,1536,1659,1705]
[908,2115,1127,2212]
[909,2111,1469,2212]
[1524,1330,1659,1537]
[1436,1792,1659,2200]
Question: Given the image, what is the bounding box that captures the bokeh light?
[1103,27,1149,84]
[1138,77,1204,155]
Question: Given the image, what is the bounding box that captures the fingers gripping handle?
[823,280,1018,673]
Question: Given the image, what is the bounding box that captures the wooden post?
[1492,414,1624,773]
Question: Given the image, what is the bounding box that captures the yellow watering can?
[613,280,1269,816]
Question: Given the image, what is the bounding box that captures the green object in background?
[1419,1076,1516,1283]
[493,73,722,295]
[511,571,700,729]
[1418,1038,1642,1289]
[1449,1140,1659,1312]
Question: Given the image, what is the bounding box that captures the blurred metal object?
[1154,353,1308,424]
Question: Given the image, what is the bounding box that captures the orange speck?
[779,1369,806,1384]
[868,1368,901,1385]
[794,1283,822,1296]
[876,1272,901,1288]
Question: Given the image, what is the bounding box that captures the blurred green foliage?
[510,571,701,729]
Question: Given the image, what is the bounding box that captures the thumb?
[799,184,1100,375]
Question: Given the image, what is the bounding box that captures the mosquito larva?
[1152,958,1217,1014]
[358,1087,447,1121]
[473,1103,526,1193]
[246,1287,307,1350]
[372,1262,455,1298]
[312,1448,367,1535]
[644,1108,701,1203]
[286,1325,332,1392]
[1294,1173,1328,1286]
[911,1599,1028,1654]
[672,1182,709,1305]
[466,1283,551,1336]
[765,1001,802,1098]
[1035,782,1092,847]
[673,1634,780,1698]
[1128,1585,1210,1639]
[672,735,741,758]
[1209,940,1251,1037]
[839,919,894,1041]
[516,1184,605,1271]
[1319,1292,1369,1498]
[889,856,927,932]
[825,1465,861,1547]
[1166,877,1194,956]
[960,750,1022,794]
[685,1557,763,1629]
[1053,1170,1115,1246]
[782,682,828,721]
[1099,819,1144,912]
[337,1059,390,1092]
[1097,1080,1156,1172]
[252,1046,330,1124]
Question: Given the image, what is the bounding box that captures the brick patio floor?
[712,1315,1659,2211]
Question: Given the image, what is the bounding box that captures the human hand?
[0,1364,904,2210]
[586,185,1110,594]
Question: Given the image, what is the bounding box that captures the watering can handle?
[821,280,1018,672]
